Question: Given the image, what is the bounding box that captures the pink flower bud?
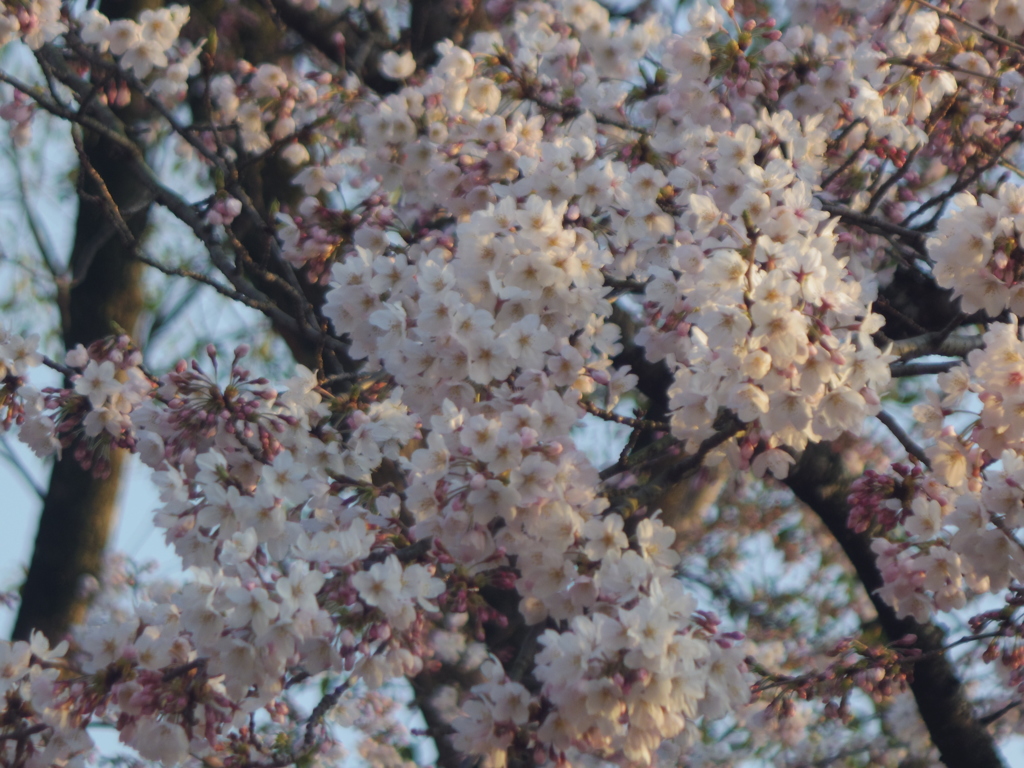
[861,387,880,407]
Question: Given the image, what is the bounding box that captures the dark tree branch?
[890,360,961,377]
[980,700,1022,727]
[818,201,927,254]
[786,442,1005,768]
[876,410,931,467]
[411,662,479,768]
[889,331,984,361]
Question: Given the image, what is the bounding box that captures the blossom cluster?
[5,0,1024,759]
[0,323,41,431]
[930,186,1024,318]
[867,323,1024,626]
[77,5,191,79]
[0,339,744,766]
[0,350,447,765]
[303,0,905,486]
[0,0,64,50]
[0,2,202,149]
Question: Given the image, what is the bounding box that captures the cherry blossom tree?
[0,0,1023,764]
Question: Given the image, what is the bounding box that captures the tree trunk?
[12,1,151,642]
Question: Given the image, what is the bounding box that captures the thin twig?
[907,0,1024,52]
[303,668,360,748]
[162,659,206,682]
[864,144,920,216]
[71,128,140,247]
[940,630,1004,654]
[603,275,650,293]
[887,57,1002,83]
[41,355,77,379]
[600,415,744,482]
[321,371,362,386]
[979,700,1022,726]
[990,515,1024,557]
[888,331,985,361]
[0,724,49,741]
[8,146,62,278]
[821,137,870,191]
[65,36,225,171]
[819,201,926,252]
[890,360,961,377]
[147,283,203,346]
[23,44,342,359]
[0,435,45,499]
[877,410,931,467]
[903,127,1024,229]
[134,252,278,314]
[581,399,668,431]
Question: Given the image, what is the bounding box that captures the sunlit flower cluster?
[4,0,1024,759]
[78,5,191,79]
[930,187,1024,318]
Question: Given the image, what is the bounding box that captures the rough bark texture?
[786,441,1005,768]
